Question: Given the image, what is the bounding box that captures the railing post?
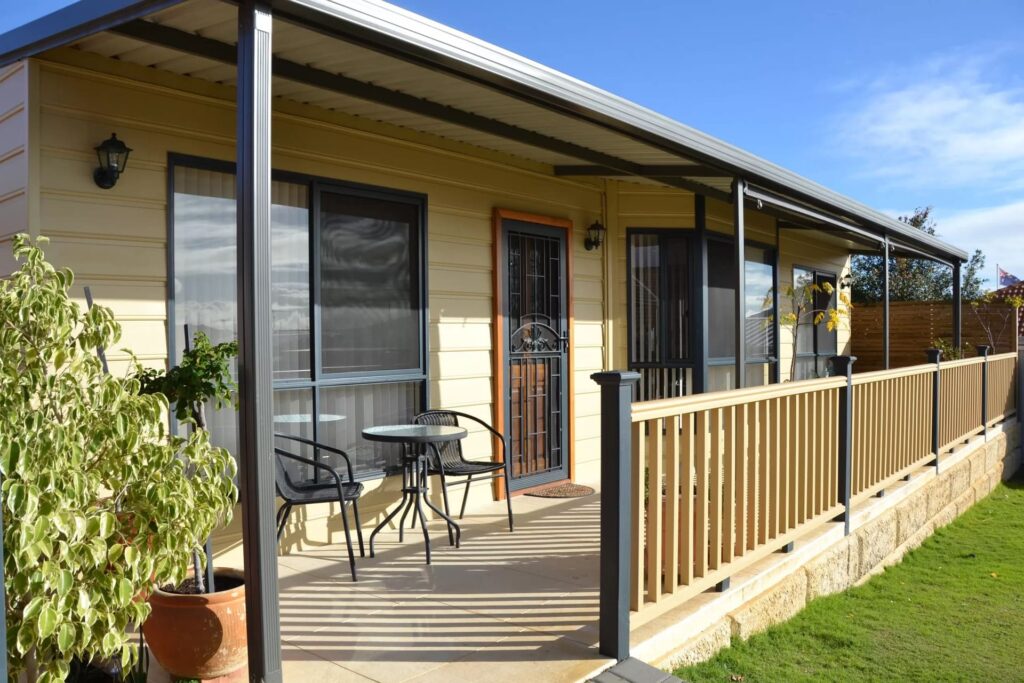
[977,345,990,439]
[829,355,855,536]
[926,348,943,471]
[591,370,641,662]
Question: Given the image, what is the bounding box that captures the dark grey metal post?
[236,2,282,681]
[953,262,963,351]
[695,195,709,393]
[977,345,990,437]
[591,370,640,662]
[733,178,746,388]
[830,355,855,535]
[926,348,942,471]
[883,238,891,370]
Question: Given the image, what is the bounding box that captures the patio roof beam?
[235,2,283,681]
[111,19,711,193]
[553,163,728,178]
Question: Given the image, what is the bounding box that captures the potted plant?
[130,332,247,681]
[0,235,237,683]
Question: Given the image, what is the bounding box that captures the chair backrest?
[273,447,304,501]
[413,410,465,470]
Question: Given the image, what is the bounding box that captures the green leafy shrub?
[0,235,238,682]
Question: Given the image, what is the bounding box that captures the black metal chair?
[413,410,514,532]
[274,433,365,581]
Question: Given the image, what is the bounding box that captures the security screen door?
[503,219,569,490]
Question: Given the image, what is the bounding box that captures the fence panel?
[850,366,935,501]
[631,378,845,609]
[625,352,1020,615]
[939,358,985,451]
[986,353,1019,424]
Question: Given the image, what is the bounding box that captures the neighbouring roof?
[0,0,969,264]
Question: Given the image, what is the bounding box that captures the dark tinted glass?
[665,234,690,361]
[629,234,660,363]
[319,191,420,374]
[708,239,736,359]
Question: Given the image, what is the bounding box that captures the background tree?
[851,207,985,304]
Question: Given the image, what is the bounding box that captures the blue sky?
[4,1,1024,286]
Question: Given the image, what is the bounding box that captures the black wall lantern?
[584,220,605,251]
[93,133,132,189]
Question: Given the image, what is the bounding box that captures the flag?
[998,266,1021,288]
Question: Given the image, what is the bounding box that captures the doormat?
[524,483,595,499]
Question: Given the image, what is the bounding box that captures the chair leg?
[338,494,358,582]
[352,500,366,557]
[276,503,292,542]
[504,471,514,533]
[459,473,473,519]
[434,452,455,546]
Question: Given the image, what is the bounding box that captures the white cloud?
[935,200,1024,289]
[834,51,1024,193]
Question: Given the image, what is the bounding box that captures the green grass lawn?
[674,473,1024,683]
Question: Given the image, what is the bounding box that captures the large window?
[792,266,837,380]
[628,230,693,401]
[706,238,778,392]
[170,158,426,477]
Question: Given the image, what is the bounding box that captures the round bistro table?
[363,424,467,564]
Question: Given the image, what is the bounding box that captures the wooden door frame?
[492,208,575,499]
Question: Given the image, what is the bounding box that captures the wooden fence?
[851,301,1018,372]
[622,351,1019,614]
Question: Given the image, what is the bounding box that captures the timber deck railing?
[592,348,1020,659]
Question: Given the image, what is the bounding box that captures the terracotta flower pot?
[143,568,247,680]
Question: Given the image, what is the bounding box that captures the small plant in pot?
[131,332,248,681]
[0,235,237,683]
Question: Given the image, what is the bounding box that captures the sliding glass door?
[170,157,427,479]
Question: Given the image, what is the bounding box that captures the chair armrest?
[274,433,356,482]
[274,448,351,502]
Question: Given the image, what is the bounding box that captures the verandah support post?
[926,348,943,472]
[883,237,891,370]
[733,178,746,388]
[236,2,283,681]
[591,370,640,662]
[953,261,963,350]
[977,345,990,438]
[830,355,855,535]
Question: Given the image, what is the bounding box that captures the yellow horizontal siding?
[30,53,606,546]
[0,62,28,251]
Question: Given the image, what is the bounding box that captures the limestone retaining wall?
[639,420,1022,670]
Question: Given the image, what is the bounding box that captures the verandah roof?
[0,0,968,264]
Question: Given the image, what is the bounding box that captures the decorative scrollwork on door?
[510,314,564,354]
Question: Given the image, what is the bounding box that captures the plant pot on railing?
[143,569,247,681]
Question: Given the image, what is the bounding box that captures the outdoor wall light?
[840,273,853,289]
[584,220,605,251]
[93,133,132,189]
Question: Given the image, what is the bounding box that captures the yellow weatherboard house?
[0,1,1018,682]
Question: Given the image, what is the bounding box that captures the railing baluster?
[709,408,723,572]
[723,406,736,564]
[680,413,694,586]
[695,411,709,578]
[647,418,663,603]
[664,414,680,594]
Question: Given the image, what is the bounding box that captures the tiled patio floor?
[275,491,610,682]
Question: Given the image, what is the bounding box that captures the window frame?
[625,227,698,398]
[705,232,780,384]
[791,264,837,380]
[167,153,430,481]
